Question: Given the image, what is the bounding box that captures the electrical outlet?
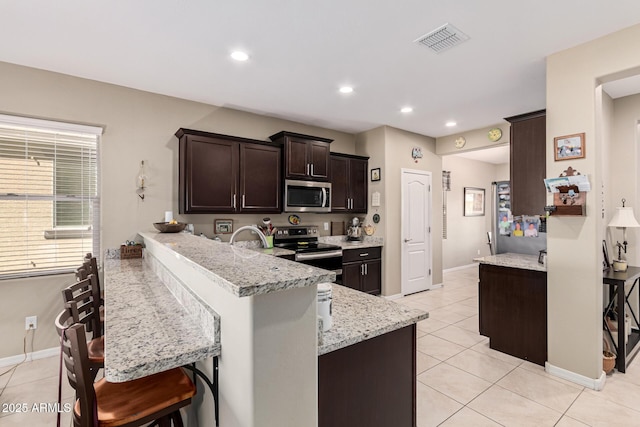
[25,315,37,330]
[323,222,329,231]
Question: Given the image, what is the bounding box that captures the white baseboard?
[384,293,403,300]
[443,263,478,274]
[0,347,59,369]
[545,362,607,390]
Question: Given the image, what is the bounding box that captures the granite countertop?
[475,252,546,272]
[318,235,383,249]
[103,256,221,382]
[140,231,335,297]
[318,284,428,355]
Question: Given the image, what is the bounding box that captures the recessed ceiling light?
[446,121,457,127]
[339,86,354,94]
[230,51,249,61]
[400,107,413,113]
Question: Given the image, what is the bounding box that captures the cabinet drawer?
[342,246,381,263]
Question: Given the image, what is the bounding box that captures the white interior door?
[401,169,432,295]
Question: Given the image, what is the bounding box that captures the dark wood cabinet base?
[479,263,547,366]
[319,325,416,427]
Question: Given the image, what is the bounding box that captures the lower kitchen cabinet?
[319,325,416,427]
[479,263,547,366]
[342,247,381,295]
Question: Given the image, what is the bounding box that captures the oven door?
[284,180,331,213]
[295,249,342,284]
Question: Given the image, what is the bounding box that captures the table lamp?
[608,198,640,271]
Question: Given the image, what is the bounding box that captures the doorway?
[401,169,433,295]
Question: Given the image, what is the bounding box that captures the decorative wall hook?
[137,160,147,200]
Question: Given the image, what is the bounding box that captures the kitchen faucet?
[229,225,269,248]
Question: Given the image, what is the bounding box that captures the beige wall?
[441,156,504,269]
[383,127,443,294]
[0,60,357,358]
[546,23,640,380]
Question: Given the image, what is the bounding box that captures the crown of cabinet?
[269,131,333,181]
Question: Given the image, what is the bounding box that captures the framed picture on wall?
[464,187,485,216]
[554,133,585,161]
[214,219,233,234]
[371,168,381,181]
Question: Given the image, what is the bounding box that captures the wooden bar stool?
[60,323,196,427]
[61,275,104,377]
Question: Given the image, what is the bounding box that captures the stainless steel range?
[274,225,342,283]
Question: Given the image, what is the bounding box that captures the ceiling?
[2,1,640,139]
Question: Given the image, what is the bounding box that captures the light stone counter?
[475,252,546,272]
[319,284,428,355]
[103,256,221,382]
[140,231,334,297]
[319,235,383,249]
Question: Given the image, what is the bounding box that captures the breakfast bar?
[103,231,426,427]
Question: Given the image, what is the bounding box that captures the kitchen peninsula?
[476,253,547,365]
[110,231,427,427]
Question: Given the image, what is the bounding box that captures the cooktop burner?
[274,241,341,253]
[272,225,341,253]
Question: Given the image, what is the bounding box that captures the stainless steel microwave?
[284,179,331,213]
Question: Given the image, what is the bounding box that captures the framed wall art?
[464,187,485,217]
[554,133,585,161]
[214,219,233,234]
[371,168,381,182]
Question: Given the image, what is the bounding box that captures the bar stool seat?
[62,323,196,427]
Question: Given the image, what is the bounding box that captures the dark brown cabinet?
[319,325,416,427]
[505,110,546,215]
[479,263,547,366]
[176,129,281,214]
[330,154,368,213]
[269,131,332,181]
[342,247,381,295]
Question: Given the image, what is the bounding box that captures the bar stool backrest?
[61,275,102,341]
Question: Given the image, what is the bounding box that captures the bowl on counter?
[153,222,187,233]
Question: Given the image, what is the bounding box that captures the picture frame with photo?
[463,187,485,217]
[554,133,585,161]
[371,168,381,182]
[214,219,233,234]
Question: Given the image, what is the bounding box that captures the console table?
[603,266,640,373]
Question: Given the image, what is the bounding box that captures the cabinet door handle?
[311,163,314,176]
[242,194,245,208]
[404,238,412,243]
[365,263,368,275]
[360,264,364,275]
[232,194,236,209]
[360,253,369,257]
[306,163,310,176]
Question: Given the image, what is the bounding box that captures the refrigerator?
[490,181,547,256]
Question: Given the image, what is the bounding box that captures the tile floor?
[396,266,640,426]
[2,265,640,426]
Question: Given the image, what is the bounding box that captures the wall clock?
[488,128,502,142]
[455,136,466,149]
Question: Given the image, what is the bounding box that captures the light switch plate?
[371,191,381,207]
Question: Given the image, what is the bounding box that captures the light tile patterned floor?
[397,266,640,426]
[2,265,640,426]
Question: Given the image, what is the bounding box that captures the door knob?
[404,238,412,242]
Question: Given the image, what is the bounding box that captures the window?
[0,114,101,278]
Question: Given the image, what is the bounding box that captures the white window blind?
[0,115,102,279]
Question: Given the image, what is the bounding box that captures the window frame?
[0,114,102,279]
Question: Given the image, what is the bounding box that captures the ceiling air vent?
[414,23,469,53]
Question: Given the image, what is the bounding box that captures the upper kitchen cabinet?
[176,129,281,214]
[505,110,546,216]
[269,131,332,181]
[329,153,369,213]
